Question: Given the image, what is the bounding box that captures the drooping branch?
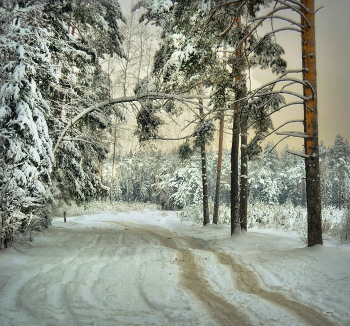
[243,101,303,133]
[275,0,309,12]
[249,15,304,28]
[268,135,290,153]
[251,76,315,97]
[251,90,310,101]
[53,93,213,154]
[264,119,303,139]
[275,131,308,138]
[53,79,309,155]
[221,4,308,41]
[287,149,311,158]
[246,26,302,56]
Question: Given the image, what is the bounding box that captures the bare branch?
[275,131,308,138]
[62,137,97,145]
[314,6,324,14]
[249,15,304,28]
[268,135,290,153]
[260,120,303,139]
[255,77,311,91]
[152,133,193,141]
[53,92,215,154]
[287,149,311,158]
[275,0,308,11]
[232,4,308,50]
[251,90,310,101]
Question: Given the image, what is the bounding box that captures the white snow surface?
[0,209,349,326]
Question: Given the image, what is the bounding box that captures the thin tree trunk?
[110,123,118,202]
[301,0,322,246]
[199,99,210,226]
[231,108,240,235]
[231,15,244,235]
[0,213,3,249]
[213,111,225,224]
[239,115,248,231]
[137,38,144,83]
[345,201,350,242]
[201,143,210,226]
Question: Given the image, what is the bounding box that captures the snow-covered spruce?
[0,3,54,248]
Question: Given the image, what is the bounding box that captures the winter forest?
[2,1,350,325]
[1,0,349,250]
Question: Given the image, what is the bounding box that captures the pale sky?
[118,0,350,149]
[254,0,350,149]
[314,0,350,147]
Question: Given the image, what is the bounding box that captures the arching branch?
[268,135,290,153]
[275,0,309,12]
[249,15,304,28]
[252,76,314,94]
[53,93,213,155]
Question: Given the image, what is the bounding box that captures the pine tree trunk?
[199,99,210,226]
[213,111,225,225]
[301,0,323,246]
[239,116,248,231]
[231,108,240,235]
[231,14,244,235]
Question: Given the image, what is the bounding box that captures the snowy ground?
[0,209,349,326]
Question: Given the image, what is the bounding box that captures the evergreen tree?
[0,0,125,247]
[0,1,55,248]
[43,0,125,204]
[328,135,350,209]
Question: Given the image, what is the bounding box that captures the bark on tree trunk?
[199,99,210,226]
[213,111,225,225]
[110,122,118,202]
[231,14,244,235]
[345,201,350,242]
[301,0,323,246]
[231,108,240,235]
[201,143,210,226]
[239,116,248,231]
[0,213,3,249]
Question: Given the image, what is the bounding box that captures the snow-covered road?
[0,210,348,325]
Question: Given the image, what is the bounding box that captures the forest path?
[0,218,337,326]
[112,222,335,326]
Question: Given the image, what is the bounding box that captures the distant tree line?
[105,134,350,215]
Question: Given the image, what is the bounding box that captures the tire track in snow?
[179,249,252,326]
[0,220,336,326]
[214,250,335,326]
[112,222,252,326]
[114,222,336,326]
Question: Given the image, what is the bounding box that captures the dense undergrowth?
[52,201,350,246]
[180,202,350,245]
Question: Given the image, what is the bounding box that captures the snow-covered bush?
[52,200,159,218]
[179,200,230,225]
[178,201,349,244]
